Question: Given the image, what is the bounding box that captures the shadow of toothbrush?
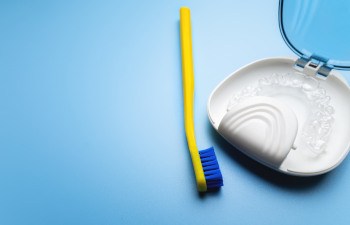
[207,122,329,191]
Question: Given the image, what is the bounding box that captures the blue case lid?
[279,0,350,70]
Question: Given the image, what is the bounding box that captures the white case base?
[208,57,350,176]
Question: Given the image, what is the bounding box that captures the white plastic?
[219,96,298,167]
[208,57,350,176]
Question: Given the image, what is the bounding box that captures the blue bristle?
[201,155,216,163]
[199,147,223,189]
[201,160,216,167]
[203,164,218,171]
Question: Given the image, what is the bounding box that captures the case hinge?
[294,56,333,79]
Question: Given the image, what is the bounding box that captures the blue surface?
[1,1,350,225]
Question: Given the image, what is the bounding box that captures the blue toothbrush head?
[199,147,223,189]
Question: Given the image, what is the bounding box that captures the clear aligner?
[227,72,335,155]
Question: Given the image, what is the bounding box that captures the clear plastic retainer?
[227,72,335,155]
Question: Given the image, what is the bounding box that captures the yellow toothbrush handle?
[180,7,206,192]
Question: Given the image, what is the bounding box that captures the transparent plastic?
[227,72,335,155]
[279,0,350,69]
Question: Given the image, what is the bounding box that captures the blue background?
[1,0,350,225]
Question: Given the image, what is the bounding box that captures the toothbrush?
[179,7,223,192]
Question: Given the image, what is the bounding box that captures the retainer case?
[208,0,350,176]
